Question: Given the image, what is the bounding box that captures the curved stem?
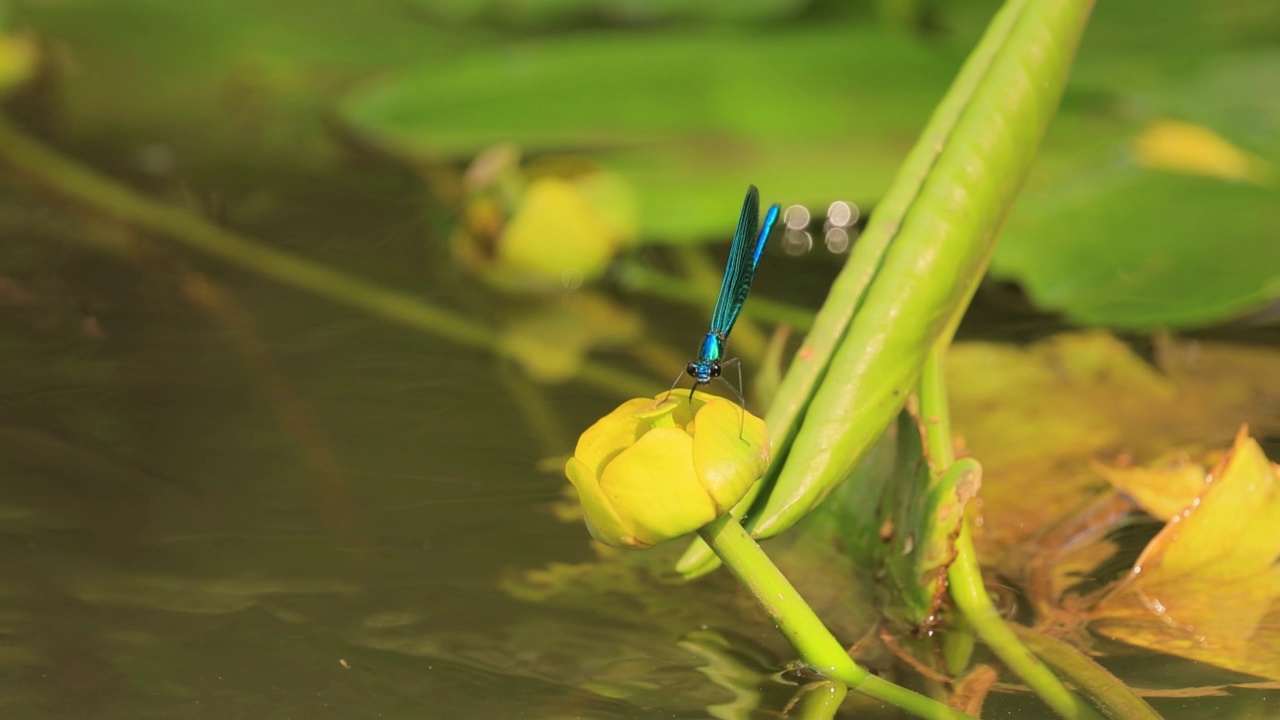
[699,515,976,720]
[919,341,1106,720]
[948,525,1103,720]
[1010,623,1163,720]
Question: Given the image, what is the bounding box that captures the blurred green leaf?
[998,171,1280,329]
[404,0,810,27]
[993,51,1280,329]
[339,26,960,240]
[13,0,452,163]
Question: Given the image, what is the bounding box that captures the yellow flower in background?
[564,392,770,548]
[0,32,37,98]
[451,145,639,293]
[498,176,615,283]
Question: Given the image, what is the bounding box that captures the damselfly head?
[686,360,722,385]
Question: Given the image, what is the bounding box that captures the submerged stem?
[699,515,976,720]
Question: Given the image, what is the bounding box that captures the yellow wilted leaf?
[949,332,1280,574]
[1091,449,1218,521]
[1134,119,1273,186]
[1087,427,1280,680]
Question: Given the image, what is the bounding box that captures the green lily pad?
[993,52,1280,329]
[338,26,958,240]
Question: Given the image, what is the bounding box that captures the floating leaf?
[1087,428,1280,681]
[1091,449,1219,521]
[947,332,1280,573]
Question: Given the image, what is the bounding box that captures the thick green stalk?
[679,0,1097,576]
[699,515,975,720]
[752,0,1096,539]
[949,525,1104,720]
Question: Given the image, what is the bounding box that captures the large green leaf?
[993,51,1280,329]
[338,26,960,240]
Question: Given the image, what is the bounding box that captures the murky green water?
[0,162,632,717]
[1,146,1277,719]
[3,0,1279,714]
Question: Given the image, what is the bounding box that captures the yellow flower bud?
[564,391,770,548]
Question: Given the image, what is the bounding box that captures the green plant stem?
[949,525,1102,720]
[699,515,976,720]
[1010,624,1163,720]
[917,342,1104,720]
[0,115,655,398]
[917,341,957,468]
[791,681,848,720]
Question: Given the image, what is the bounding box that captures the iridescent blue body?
[684,185,781,393]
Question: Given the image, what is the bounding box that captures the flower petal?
[573,398,654,479]
[599,426,717,545]
[690,397,771,514]
[564,456,644,548]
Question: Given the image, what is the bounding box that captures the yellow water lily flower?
[564,391,770,548]
[451,146,639,293]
